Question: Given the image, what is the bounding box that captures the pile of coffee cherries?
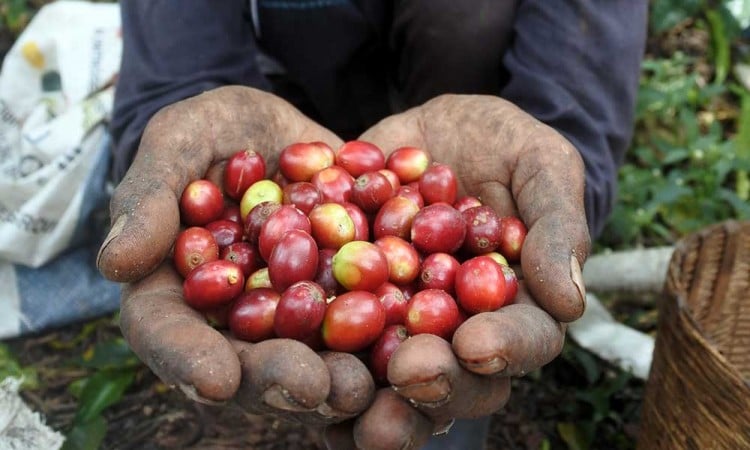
[174,140,526,384]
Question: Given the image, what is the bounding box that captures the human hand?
[97,86,379,429]
[99,88,589,449]
[325,94,590,448]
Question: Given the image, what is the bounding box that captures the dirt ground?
[6,313,645,450]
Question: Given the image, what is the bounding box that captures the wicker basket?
[638,220,750,450]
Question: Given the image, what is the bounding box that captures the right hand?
[97,85,383,429]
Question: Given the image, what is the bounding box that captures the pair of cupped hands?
[96,86,590,449]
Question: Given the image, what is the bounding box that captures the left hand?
[325,94,590,448]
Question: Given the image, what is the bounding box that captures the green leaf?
[697,81,726,104]
[62,415,107,450]
[678,108,699,144]
[737,171,750,202]
[710,153,736,186]
[570,347,601,384]
[67,378,88,400]
[650,0,702,32]
[633,145,660,166]
[601,370,634,398]
[735,90,750,161]
[0,343,39,390]
[74,369,135,425]
[733,90,750,201]
[72,338,140,371]
[575,389,610,423]
[649,221,677,243]
[48,320,106,350]
[661,147,691,165]
[600,209,638,247]
[646,182,692,210]
[575,370,635,425]
[557,422,590,450]
[718,188,750,218]
[706,9,731,84]
[2,0,31,33]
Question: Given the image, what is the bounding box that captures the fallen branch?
[583,246,674,294]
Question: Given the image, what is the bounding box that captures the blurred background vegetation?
[1,0,749,449]
[600,0,750,250]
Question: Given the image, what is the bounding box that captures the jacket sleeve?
[500,0,649,238]
[110,0,270,181]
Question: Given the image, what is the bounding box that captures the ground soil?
[6,312,645,450]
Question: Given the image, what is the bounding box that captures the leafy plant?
[600,0,750,250]
[650,0,703,32]
[552,342,642,450]
[0,342,39,389]
[0,0,32,35]
[61,337,140,450]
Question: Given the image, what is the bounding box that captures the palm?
[362,93,590,323]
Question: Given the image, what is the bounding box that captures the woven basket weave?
[638,220,750,450]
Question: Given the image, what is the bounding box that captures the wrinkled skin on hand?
[325,95,590,447]
[361,94,589,323]
[100,86,374,426]
[97,87,590,449]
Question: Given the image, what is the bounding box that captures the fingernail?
[432,418,456,436]
[262,385,312,412]
[96,215,126,270]
[391,374,451,407]
[315,402,340,419]
[176,382,223,406]
[458,356,507,375]
[570,255,586,311]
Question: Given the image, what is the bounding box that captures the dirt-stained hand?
[326,94,590,448]
[98,86,376,427]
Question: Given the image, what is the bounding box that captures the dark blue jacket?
[111,0,649,238]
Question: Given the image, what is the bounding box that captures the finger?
[508,125,590,322]
[316,352,376,419]
[119,263,241,403]
[353,388,433,450]
[452,295,565,377]
[467,125,589,322]
[387,334,511,426]
[232,338,331,415]
[421,95,589,322]
[510,281,569,334]
[98,86,343,282]
[283,351,377,427]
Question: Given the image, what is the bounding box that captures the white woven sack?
[0,1,121,267]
